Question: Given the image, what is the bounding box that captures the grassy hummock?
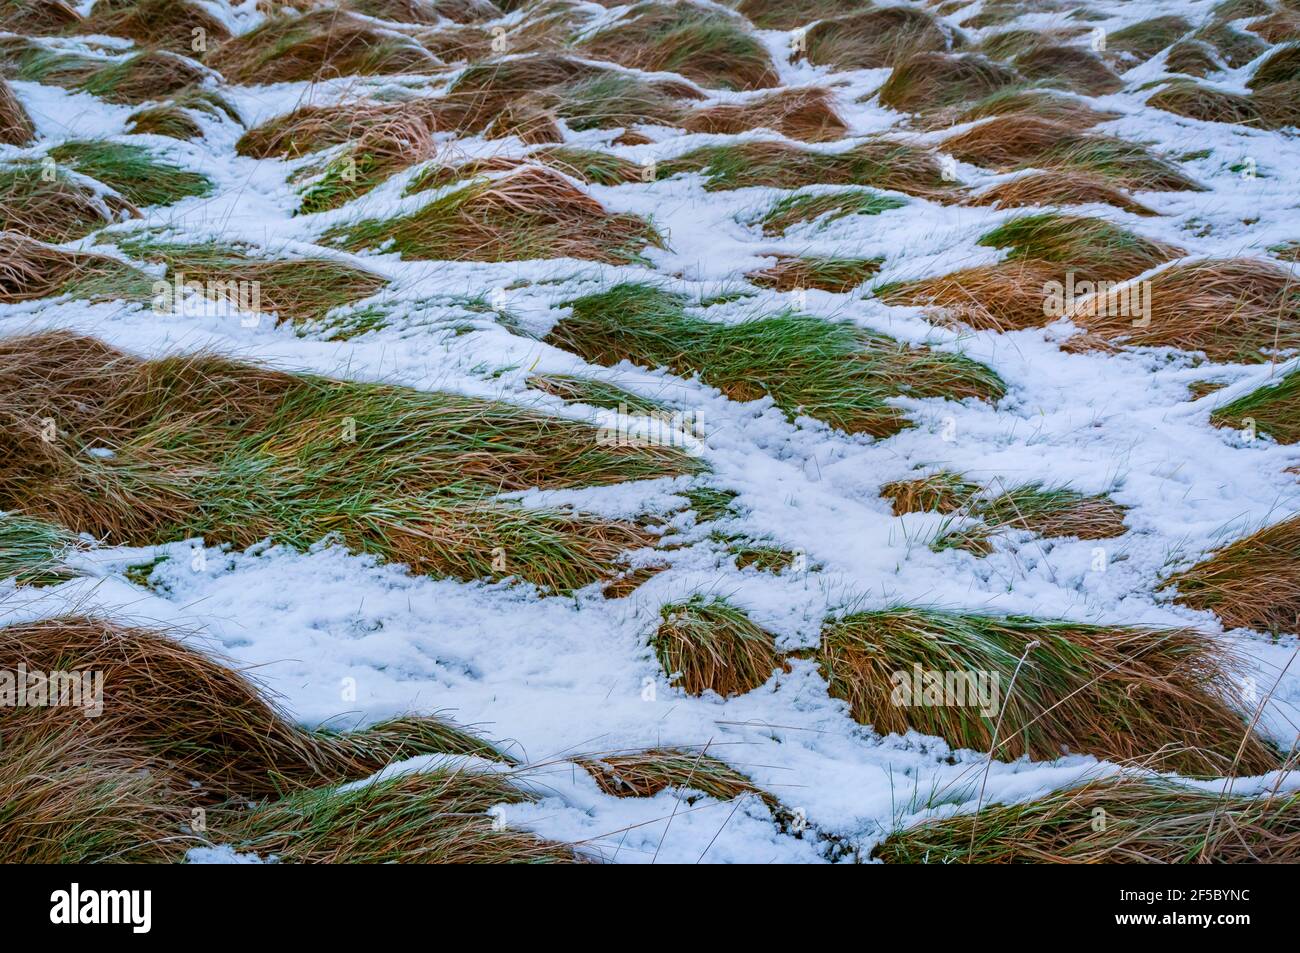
[547,283,1004,437]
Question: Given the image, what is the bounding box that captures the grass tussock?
[0,511,78,584]
[442,55,701,137]
[681,86,848,143]
[876,776,1300,863]
[580,747,769,804]
[755,189,907,237]
[113,233,388,324]
[5,45,215,105]
[878,52,1020,113]
[82,0,233,55]
[298,111,438,213]
[0,75,34,145]
[0,232,153,303]
[820,608,1276,776]
[126,87,241,140]
[978,213,1183,282]
[0,0,80,33]
[934,482,1128,552]
[548,283,1004,437]
[1164,515,1300,634]
[1164,39,1225,78]
[0,331,697,591]
[881,471,980,516]
[805,7,964,71]
[877,260,1064,332]
[880,215,1183,332]
[747,254,882,293]
[968,171,1156,216]
[48,139,212,208]
[0,162,139,242]
[1211,369,1300,445]
[225,770,579,863]
[653,595,780,697]
[1249,42,1300,89]
[661,138,952,199]
[0,616,511,804]
[1148,79,1261,125]
[208,10,440,84]
[327,165,660,265]
[528,373,668,416]
[1248,9,1300,44]
[1066,258,1300,363]
[1011,45,1123,96]
[1107,16,1193,63]
[942,115,1204,192]
[578,1,778,91]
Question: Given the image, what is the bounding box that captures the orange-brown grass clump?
[1248,8,1300,43]
[3,43,214,105]
[1248,41,1300,89]
[1211,369,1300,445]
[236,100,420,159]
[579,747,774,807]
[1066,258,1300,362]
[0,331,697,592]
[0,0,81,33]
[0,615,576,863]
[0,232,153,303]
[111,233,388,324]
[440,54,701,137]
[578,1,779,91]
[953,88,1121,131]
[1163,39,1225,78]
[681,86,848,143]
[942,115,1204,192]
[876,776,1300,863]
[1163,515,1300,634]
[880,471,980,515]
[1197,18,1269,68]
[976,213,1183,282]
[804,6,965,71]
[208,9,441,84]
[878,52,1021,113]
[81,0,233,56]
[327,165,660,264]
[880,214,1183,332]
[747,255,883,293]
[1011,44,1123,96]
[660,138,953,199]
[0,162,139,242]
[652,595,780,697]
[877,260,1064,332]
[1148,79,1262,126]
[819,608,1277,776]
[223,769,580,863]
[967,170,1157,216]
[933,482,1129,551]
[298,110,439,213]
[0,75,34,145]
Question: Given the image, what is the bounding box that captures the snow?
[3,0,1300,862]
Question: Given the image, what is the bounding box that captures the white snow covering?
[4,0,1300,862]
